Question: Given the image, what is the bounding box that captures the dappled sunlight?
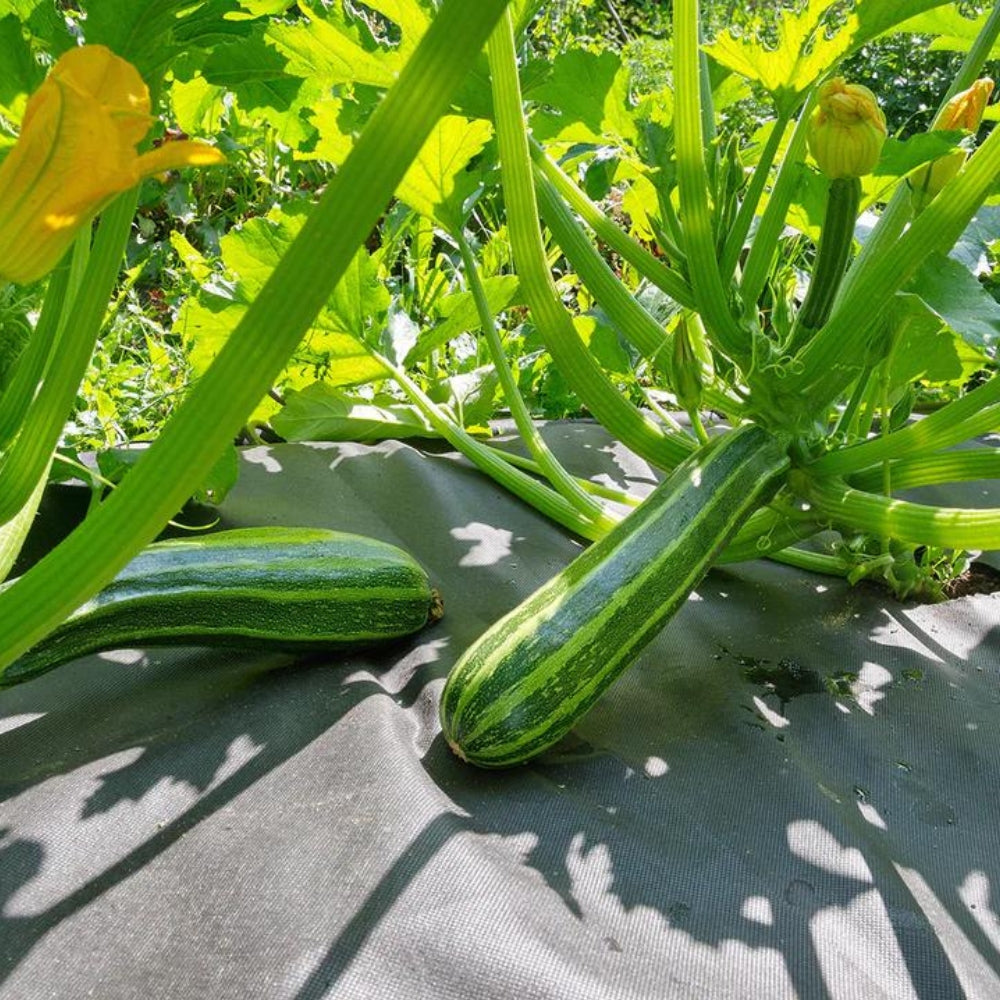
[809,890,921,1000]
[241,446,284,474]
[850,662,894,716]
[959,872,1000,956]
[869,610,946,664]
[786,821,873,884]
[894,865,1000,996]
[0,714,45,736]
[450,522,515,567]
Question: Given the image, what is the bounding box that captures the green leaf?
[889,6,999,53]
[191,443,241,506]
[433,364,500,429]
[396,115,493,228]
[272,384,432,441]
[704,1,859,114]
[525,49,637,146]
[266,14,396,89]
[175,209,391,417]
[201,27,320,143]
[86,0,250,76]
[949,205,1000,276]
[0,13,44,121]
[355,0,431,59]
[873,131,969,178]
[301,94,369,165]
[325,246,392,343]
[573,314,632,376]
[406,275,521,362]
[228,0,294,19]
[169,75,226,135]
[906,252,1000,350]
[886,293,987,390]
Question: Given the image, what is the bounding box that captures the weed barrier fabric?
[1,423,999,1000]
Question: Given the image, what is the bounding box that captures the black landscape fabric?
[1,424,999,999]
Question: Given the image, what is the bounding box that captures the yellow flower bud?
[911,78,994,213]
[0,45,225,285]
[808,78,887,180]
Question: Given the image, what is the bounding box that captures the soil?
[942,560,1000,599]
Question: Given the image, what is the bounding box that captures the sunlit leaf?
[86,0,251,76]
[704,1,859,114]
[396,115,493,229]
[266,14,396,89]
[175,208,391,420]
[356,0,431,59]
[907,252,1000,350]
[272,384,432,442]
[406,275,521,363]
[525,49,637,146]
[886,293,987,391]
[228,0,294,19]
[888,6,999,54]
[169,75,225,135]
[873,131,969,177]
[0,14,44,122]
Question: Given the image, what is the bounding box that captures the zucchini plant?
[0,0,998,771]
[437,2,1000,765]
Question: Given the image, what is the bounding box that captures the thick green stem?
[849,449,1000,494]
[673,0,750,365]
[0,194,137,525]
[808,373,1000,476]
[740,94,816,316]
[721,113,791,282]
[0,263,72,451]
[0,0,514,675]
[488,11,690,471]
[456,230,616,531]
[791,470,1000,551]
[531,143,697,309]
[766,545,849,578]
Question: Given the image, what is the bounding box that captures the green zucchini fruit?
[2,526,439,688]
[440,424,789,768]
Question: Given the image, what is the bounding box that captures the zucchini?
[440,424,789,768]
[2,526,438,688]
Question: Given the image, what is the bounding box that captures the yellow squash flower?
[0,45,225,285]
[910,78,994,213]
[808,78,887,180]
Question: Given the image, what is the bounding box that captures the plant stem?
[809,373,1000,476]
[0,194,137,525]
[387,358,610,541]
[531,144,697,308]
[673,0,750,365]
[488,10,691,471]
[849,449,1000,493]
[721,113,791,282]
[487,445,642,507]
[0,0,514,675]
[456,230,616,531]
[740,93,816,316]
[790,470,1000,551]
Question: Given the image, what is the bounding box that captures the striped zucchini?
[440,424,789,768]
[2,526,438,688]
